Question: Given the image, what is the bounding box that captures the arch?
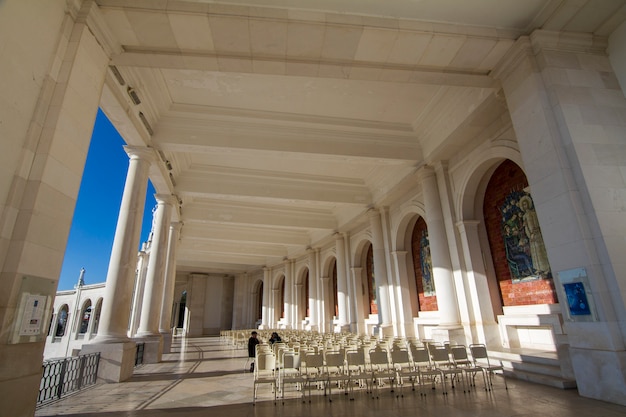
[54,304,69,337]
[92,298,103,335]
[457,144,524,221]
[78,299,92,335]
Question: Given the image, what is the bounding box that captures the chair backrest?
[469,344,491,364]
[256,352,276,373]
[430,346,451,365]
[411,346,432,368]
[450,346,471,364]
[391,348,411,368]
[346,348,365,368]
[369,347,390,367]
[282,350,301,370]
[304,352,324,370]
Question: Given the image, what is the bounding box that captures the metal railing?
[37,352,100,407]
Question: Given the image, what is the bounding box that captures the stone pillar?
[260,268,270,329]
[367,209,393,335]
[283,258,292,329]
[128,248,149,338]
[135,195,175,363]
[307,248,318,330]
[418,166,462,341]
[494,31,626,405]
[335,233,350,331]
[186,273,207,336]
[160,222,181,353]
[456,221,500,345]
[391,251,415,338]
[83,147,156,382]
[294,283,303,329]
[350,267,365,334]
[319,276,330,332]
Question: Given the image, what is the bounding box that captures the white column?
[391,251,415,338]
[261,268,270,328]
[159,222,181,351]
[283,258,292,328]
[335,233,349,329]
[350,267,365,334]
[319,275,329,332]
[367,209,392,330]
[128,248,149,337]
[136,195,175,338]
[307,248,318,329]
[419,166,461,328]
[293,283,302,329]
[457,221,499,345]
[93,147,156,342]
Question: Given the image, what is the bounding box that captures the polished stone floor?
[36,336,626,417]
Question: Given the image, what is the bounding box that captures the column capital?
[366,207,379,218]
[154,193,178,206]
[416,165,436,182]
[124,145,157,163]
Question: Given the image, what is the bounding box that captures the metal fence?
[37,352,100,407]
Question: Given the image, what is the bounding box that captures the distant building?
[43,280,105,360]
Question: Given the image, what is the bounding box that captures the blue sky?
[58,109,156,290]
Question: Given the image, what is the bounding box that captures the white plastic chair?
[469,344,508,390]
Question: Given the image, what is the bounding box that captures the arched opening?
[78,300,92,336]
[92,298,102,335]
[411,216,438,311]
[55,305,69,338]
[483,160,557,307]
[366,243,377,315]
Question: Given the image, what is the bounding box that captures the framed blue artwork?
[563,282,591,316]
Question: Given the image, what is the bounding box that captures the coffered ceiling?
[93,0,626,276]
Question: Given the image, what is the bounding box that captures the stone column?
[307,248,318,330]
[82,146,156,381]
[418,166,462,336]
[260,268,270,329]
[335,233,350,331]
[391,251,415,338]
[186,273,207,336]
[319,276,330,332]
[350,267,365,334]
[367,209,392,336]
[135,195,175,363]
[283,258,292,329]
[159,222,181,353]
[457,221,500,345]
[294,283,303,329]
[128,248,149,338]
[494,31,626,404]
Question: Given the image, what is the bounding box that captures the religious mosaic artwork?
[419,230,435,296]
[501,190,552,282]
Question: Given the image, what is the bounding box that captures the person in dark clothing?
[248,331,259,372]
[269,332,282,345]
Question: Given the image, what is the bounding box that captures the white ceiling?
[95,0,626,276]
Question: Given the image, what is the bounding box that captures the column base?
[81,341,137,382]
[134,334,163,364]
[160,331,173,354]
[334,324,351,333]
[571,347,626,406]
[377,324,394,338]
[430,326,465,345]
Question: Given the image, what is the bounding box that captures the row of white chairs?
[251,339,507,404]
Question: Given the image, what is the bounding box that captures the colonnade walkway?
[36,336,626,417]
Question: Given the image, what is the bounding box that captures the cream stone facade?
[2,1,626,416]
